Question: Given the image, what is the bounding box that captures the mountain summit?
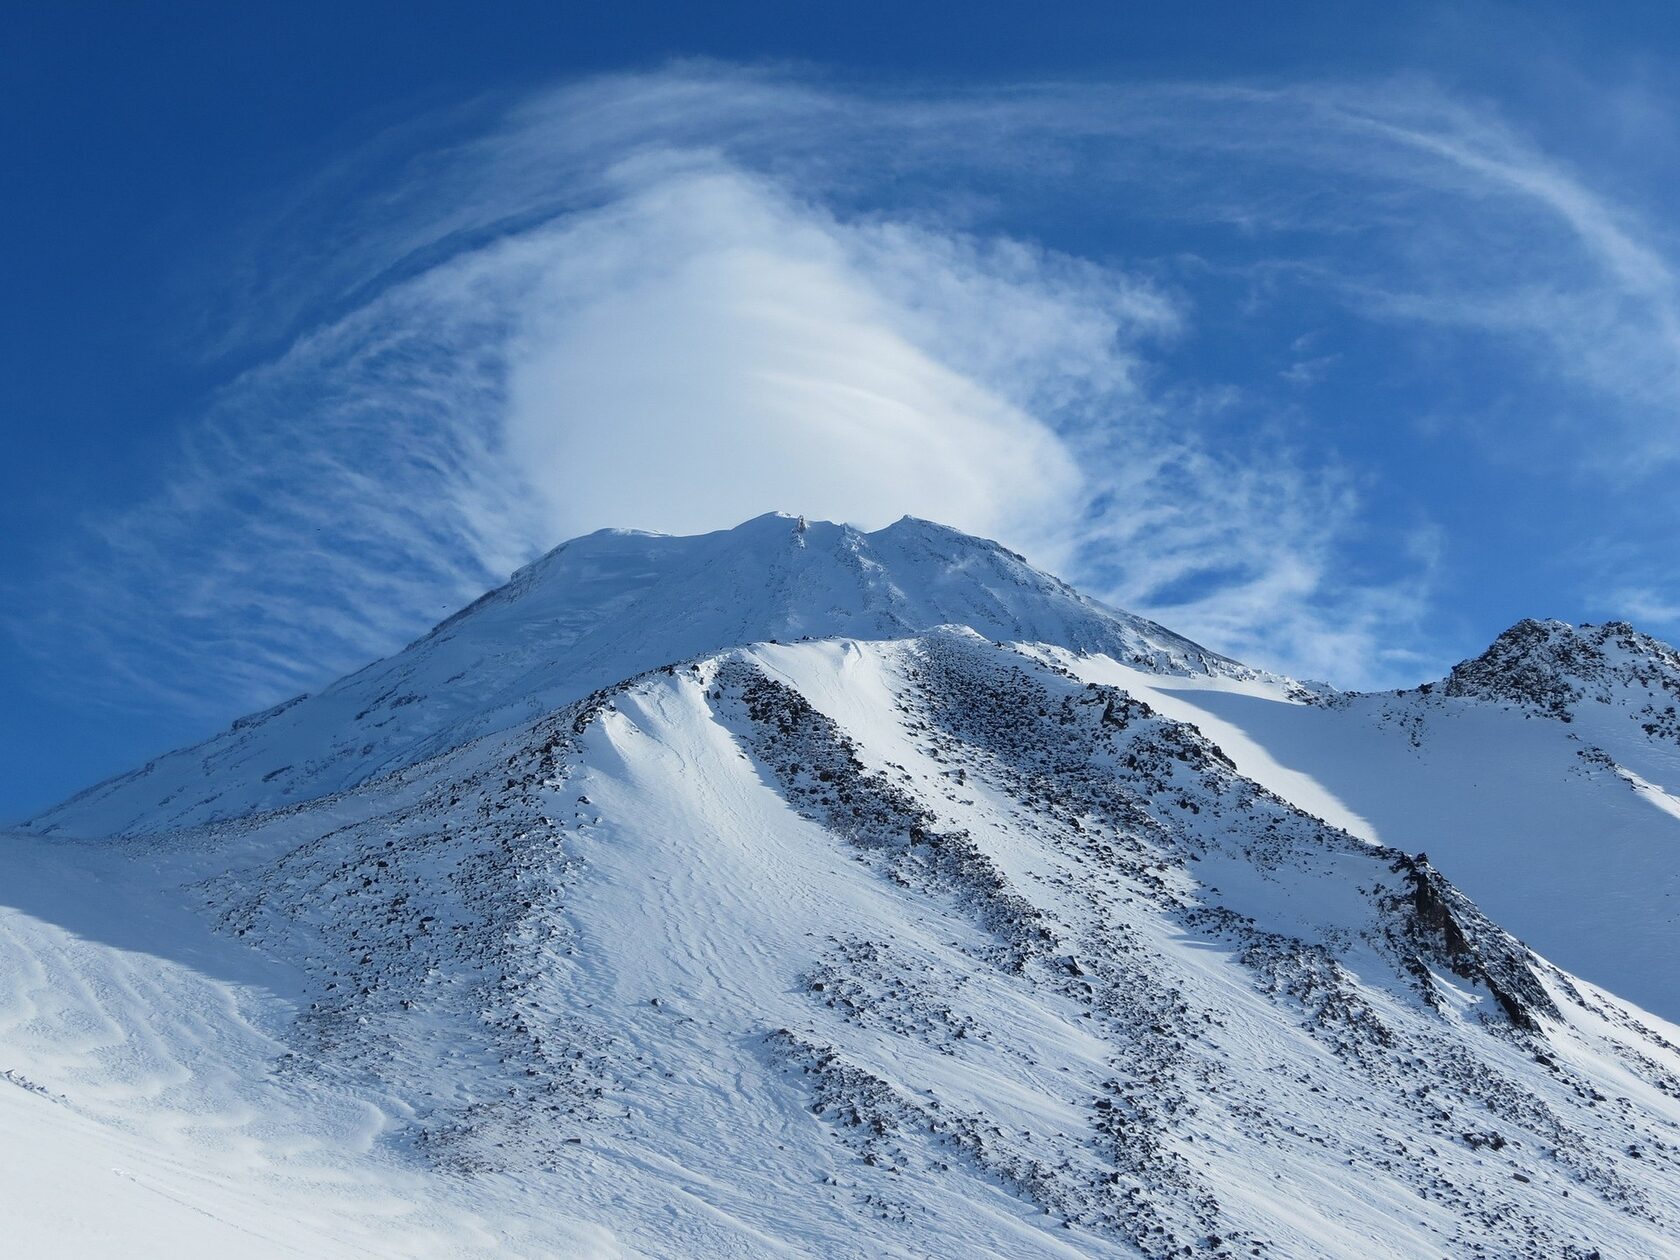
[33,513,1245,838]
[8,516,1680,1258]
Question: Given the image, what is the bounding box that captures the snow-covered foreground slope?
[10,630,1680,1257]
[0,827,619,1257]
[31,514,1246,840]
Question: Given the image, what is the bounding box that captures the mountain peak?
[33,514,1244,838]
[1443,617,1680,722]
[1443,618,1601,717]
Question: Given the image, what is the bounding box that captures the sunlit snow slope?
[9,515,1680,1258]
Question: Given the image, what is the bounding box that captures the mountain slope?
[8,629,1680,1257]
[11,515,1680,1257]
[1020,618,1680,1019]
[0,825,600,1257]
[30,514,1249,840]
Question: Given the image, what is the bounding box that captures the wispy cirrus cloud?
[20,64,1680,720]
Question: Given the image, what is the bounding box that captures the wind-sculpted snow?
[189,670,667,1176]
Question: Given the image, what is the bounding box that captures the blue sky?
[6,0,1680,819]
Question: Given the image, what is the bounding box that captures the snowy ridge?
[1032,621,1680,1021]
[31,515,1252,840]
[1439,618,1680,797]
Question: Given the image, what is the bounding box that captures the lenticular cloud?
[35,129,1177,712]
[49,63,1670,712]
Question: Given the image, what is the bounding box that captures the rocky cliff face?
[1444,617,1680,741]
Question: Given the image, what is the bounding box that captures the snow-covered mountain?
[31,514,1247,840]
[7,515,1680,1259]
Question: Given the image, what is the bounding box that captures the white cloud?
[492,163,1090,547]
[30,63,1680,717]
[26,152,1160,711]
[1603,587,1680,635]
